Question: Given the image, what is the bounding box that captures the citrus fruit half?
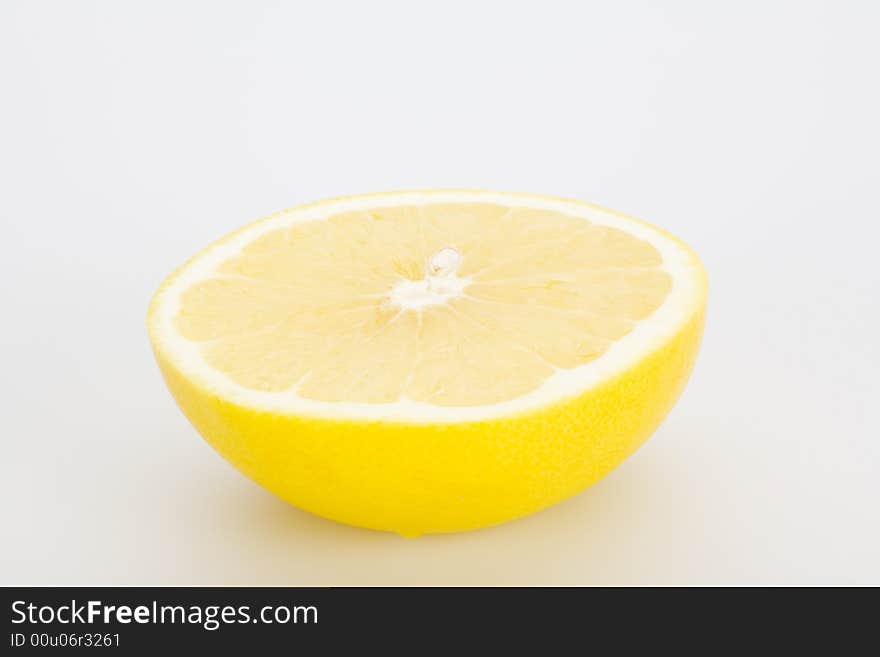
[147,190,707,535]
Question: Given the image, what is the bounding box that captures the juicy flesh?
[175,204,671,406]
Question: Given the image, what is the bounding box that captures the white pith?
[390,247,469,310]
[150,191,704,423]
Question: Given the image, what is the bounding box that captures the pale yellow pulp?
[175,204,671,406]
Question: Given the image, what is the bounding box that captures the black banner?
[1,586,869,651]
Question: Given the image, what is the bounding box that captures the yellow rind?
[151,305,703,536]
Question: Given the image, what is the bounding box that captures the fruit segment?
[173,204,671,406]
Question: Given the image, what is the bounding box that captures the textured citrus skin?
[147,191,707,535]
[151,304,704,536]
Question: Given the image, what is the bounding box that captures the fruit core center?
[390,247,468,310]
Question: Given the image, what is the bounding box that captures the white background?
[2,1,878,585]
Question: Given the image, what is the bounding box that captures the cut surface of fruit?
[150,191,705,423]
